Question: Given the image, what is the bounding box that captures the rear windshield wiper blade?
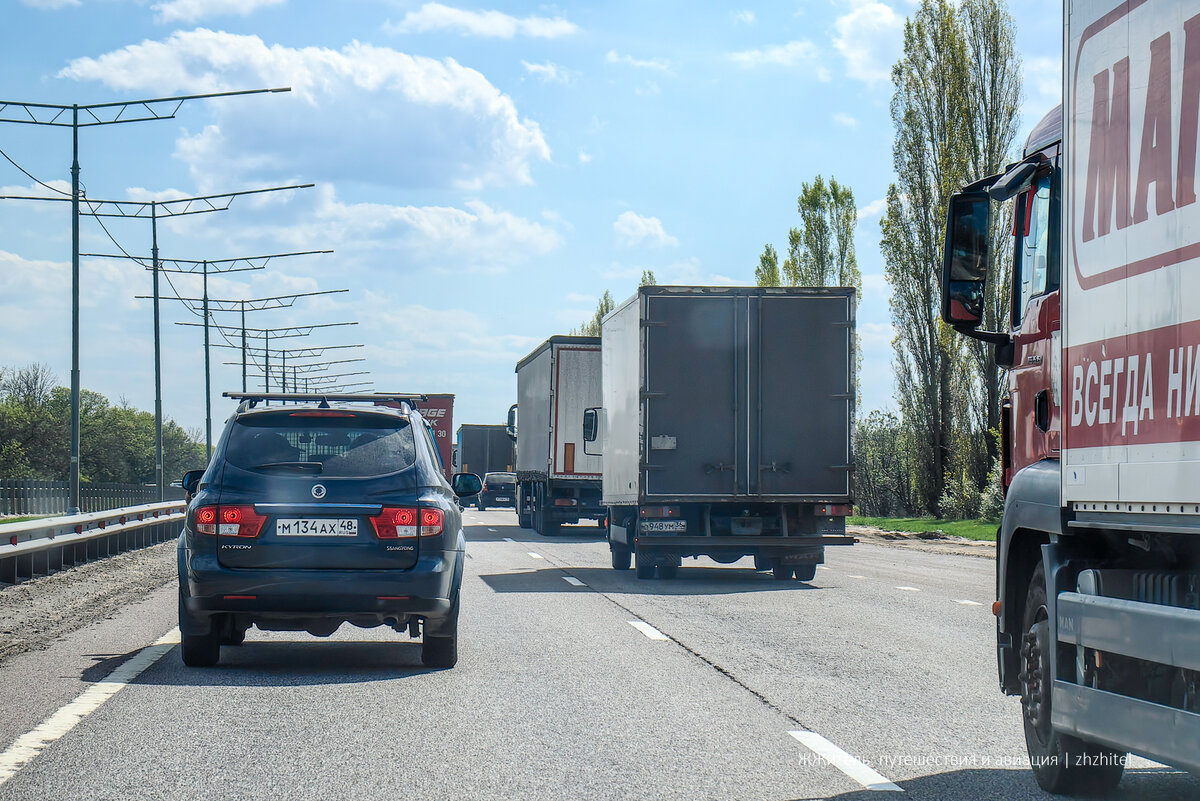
[247,461,323,473]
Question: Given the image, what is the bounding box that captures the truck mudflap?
[1053,591,1200,773]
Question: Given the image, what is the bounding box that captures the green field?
[0,515,49,525]
[848,516,1000,542]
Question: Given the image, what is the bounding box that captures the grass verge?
[848,516,1000,542]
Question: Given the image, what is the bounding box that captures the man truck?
[586,285,856,580]
[941,0,1200,791]
[511,336,605,535]
[453,424,515,477]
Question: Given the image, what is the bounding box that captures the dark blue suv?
[178,393,481,669]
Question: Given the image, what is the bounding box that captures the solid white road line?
[528,552,544,559]
[789,731,903,792]
[955,600,984,606]
[0,627,181,787]
[628,621,669,641]
[816,566,831,571]
[562,576,585,587]
[895,586,921,592]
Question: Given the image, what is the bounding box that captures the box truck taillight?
[371,507,444,538]
[554,498,578,507]
[641,505,681,519]
[814,504,853,517]
[194,505,266,537]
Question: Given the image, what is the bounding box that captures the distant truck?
[453,424,515,477]
[939,0,1200,790]
[588,286,856,580]
[511,336,605,534]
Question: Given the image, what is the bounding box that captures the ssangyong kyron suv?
[177,393,482,669]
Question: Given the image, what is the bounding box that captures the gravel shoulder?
[0,540,176,665]
[848,525,997,558]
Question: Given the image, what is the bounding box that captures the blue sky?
[0,0,1062,434]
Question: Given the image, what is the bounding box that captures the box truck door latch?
[759,462,792,474]
[640,390,667,400]
[650,436,677,450]
[703,462,735,474]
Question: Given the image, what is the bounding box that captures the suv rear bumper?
[180,548,461,631]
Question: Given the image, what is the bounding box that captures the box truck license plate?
[276,518,358,537]
[642,520,686,533]
[496,496,510,502]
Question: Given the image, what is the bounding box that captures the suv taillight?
[370,507,444,539]
[193,504,266,537]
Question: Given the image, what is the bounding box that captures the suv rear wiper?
[248,461,324,473]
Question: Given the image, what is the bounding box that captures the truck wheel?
[518,510,533,529]
[635,550,656,580]
[794,564,817,582]
[1020,563,1125,795]
[772,562,794,580]
[754,554,768,571]
[658,563,679,579]
[541,519,560,536]
[611,544,631,570]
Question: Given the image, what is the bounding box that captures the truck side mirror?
[506,403,517,441]
[941,191,991,328]
[583,408,598,442]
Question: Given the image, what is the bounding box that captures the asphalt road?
[0,510,1196,800]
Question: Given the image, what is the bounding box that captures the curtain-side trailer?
[941,0,1200,791]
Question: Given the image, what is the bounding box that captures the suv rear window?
[485,473,515,483]
[225,411,417,477]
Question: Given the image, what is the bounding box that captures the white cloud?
[860,321,895,349]
[613,212,678,248]
[384,3,578,38]
[857,198,886,219]
[728,41,822,74]
[833,0,903,84]
[58,30,550,191]
[1024,55,1061,108]
[152,0,285,23]
[833,112,858,128]
[578,150,592,164]
[605,50,671,72]
[19,0,79,8]
[522,60,571,84]
[364,301,539,368]
[732,10,755,24]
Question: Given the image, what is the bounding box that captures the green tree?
[755,244,780,287]
[881,0,972,514]
[573,290,615,337]
[640,270,658,286]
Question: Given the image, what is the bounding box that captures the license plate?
[496,496,510,502]
[642,520,687,533]
[276,518,358,537]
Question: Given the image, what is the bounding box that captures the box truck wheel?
[635,549,655,580]
[772,562,794,580]
[794,564,817,582]
[1019,563,1125,795]
[753,554,767,571]
[611,544,631,570]
[658,562,678,579]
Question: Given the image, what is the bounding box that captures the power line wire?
[0,145,71,196]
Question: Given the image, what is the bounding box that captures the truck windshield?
[225,412,417,477]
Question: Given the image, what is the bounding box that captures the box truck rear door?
[756,293,853,498]
[644,294,740,496]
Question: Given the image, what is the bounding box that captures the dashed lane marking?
[0,627,181,787]
[503,537,516,543]
[789,731,903,792]
[562,576,585,587]
[816,566,831,571]
[528,552,544,559]
[955,600,984,606]
[847,575,866,579]
[628,621,669,640]
[895,586,921,592]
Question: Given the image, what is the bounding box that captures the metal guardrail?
[0,479,185,516]
[0,501,186,584]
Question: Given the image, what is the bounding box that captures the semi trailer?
[511,336,604,534]
[941,0,1200,791]
[588,285,856,580]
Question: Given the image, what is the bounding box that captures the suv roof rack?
[223,392,429,413]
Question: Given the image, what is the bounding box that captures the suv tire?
[179,592,221,667]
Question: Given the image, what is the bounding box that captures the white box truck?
[510,336,604,534]
[588,286,856,580]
